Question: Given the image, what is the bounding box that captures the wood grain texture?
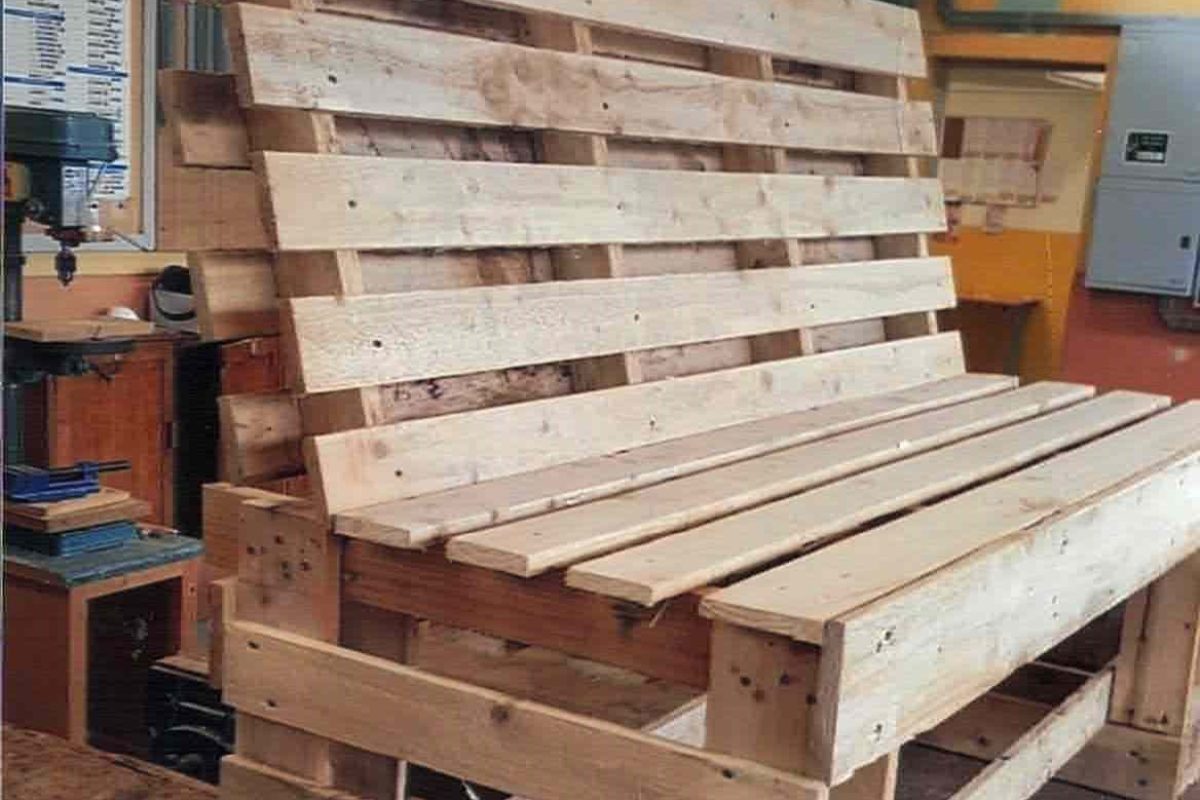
[308,333,965,514]
[448,383,1089,577]
[230,4,935,155]
[568,390,1161,607]
[464,0,926,77]
[258,153,946,252]
[336,374,1014,548]
[287,258,955,393]
[703,394,1189,645]
[159,70,250,168]
[817,410,1200,781]
[223,621,828,800]
[219,393,304,484]
[948,671,1112,800]
[190,251,279,341]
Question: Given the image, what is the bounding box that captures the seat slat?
[447,383,1092,577]
[565,391,1168,605]
[230,4,935,156]
[335,374,1015,547]
[701,400,1200,645]
[289,258,954,394]
[259,153,945,252]
[465,0,926,77]
[309,333,965,514]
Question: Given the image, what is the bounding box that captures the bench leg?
[704,621,897,799]
[1112,552,1200,795]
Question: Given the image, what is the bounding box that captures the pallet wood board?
[223,621,828,800]
[446,382,1091,576]
[230,4,935,155]
[702,396,1193,645]
[335,374,1015,547]
[948,671,1112,800]
[463,0,927,77]
[817,418,1200,781]
[288,258,954,393]
[189,252,279,341]
[308,333,965,514]
[566,391,1165,605]
[258,153,946,252]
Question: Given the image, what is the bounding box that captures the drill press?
[3,107,130,463]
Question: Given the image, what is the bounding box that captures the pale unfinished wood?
[223,621,828,800]
[258,153,946,252]
[464,0,926,77]
[336,374,1013,547]
[568,391,1164,606]
[230,4,935,156]
[159,69,251,168]
[448,382,1090,576]
[219,393,304,484]
[816,426,1200,782]
[203,483,295,573]
[222,755,359,800]
[288,258,954,393]
[702,397,1194,645]
[949,671,1113,800]
[189,251,279,341]
[5,318,155,342]
[308,333,965,514]
[922,690,1184,800]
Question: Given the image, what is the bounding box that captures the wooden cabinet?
[23,335,180,526]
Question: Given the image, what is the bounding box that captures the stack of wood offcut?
[5,488,151,557]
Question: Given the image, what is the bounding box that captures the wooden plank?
[702,397,1194,645]
[448,382,1091,576]
[4,319,156,342]
[219,393,304,484]
[156,162,270,251]
[159,70,250,168]
[1110,552,1200,736]
[308,333,966,514]
[922,692,1183,800]
[209,576,236,690]
[336,374,1013,548]
[223,621,829,800]
[222,755,359,800]
[5,486,130,521]
[816,426,1200,782]
[202,483,294,573]
[568,391,1164,606]
[464,0,926,77]
[230,5,935,156]
[948,671,1113,800]
[288,258,955,393]
[258,153,946,252]
[342,541,711,687]
[189,251,279,341]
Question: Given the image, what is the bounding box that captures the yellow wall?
[935,67,1102,380]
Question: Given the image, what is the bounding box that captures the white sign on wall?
[3,0,131,199]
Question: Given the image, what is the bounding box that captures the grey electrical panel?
[1086,23,1200,298]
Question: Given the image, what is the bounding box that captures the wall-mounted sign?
[1125,131,1171,165]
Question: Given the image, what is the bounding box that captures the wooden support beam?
[948,671,1113,800]
[223,620,829,800]
[341,541,711,688]
[921,691,1184,800]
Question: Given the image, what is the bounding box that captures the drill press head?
[4,108,118,285]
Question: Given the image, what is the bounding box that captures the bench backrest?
[225,0,958,514]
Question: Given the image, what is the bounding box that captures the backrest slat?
[230,5,935,156]
[289,258,955,394]
[260,154,945,252]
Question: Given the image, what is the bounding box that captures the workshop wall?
[933,67,1103,380]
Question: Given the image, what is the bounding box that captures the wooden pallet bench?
[197,1,1200,799]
